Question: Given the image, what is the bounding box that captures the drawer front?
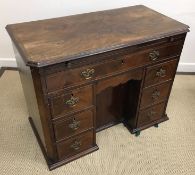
[144,59,178,87]
[56,130,94,160]
[140,82,172,109]
[50,85,93,119]
[45,41,183,92]
[54,110,93,141]
[137,102,166,127]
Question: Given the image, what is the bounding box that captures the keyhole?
[65,62,72,68]
[170,37,174,42]
[121,59,124,64]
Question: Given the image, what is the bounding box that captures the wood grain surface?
[6,5,189,67]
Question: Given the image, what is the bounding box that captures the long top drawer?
[44,37,185,93]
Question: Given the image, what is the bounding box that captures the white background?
[0,0,194,71]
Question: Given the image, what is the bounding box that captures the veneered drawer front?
[137,102,166,127]
[53,110,93,141]
[56,130,94,160]
[50,85,93,119]
[45,41,183,92]
[144,59,178,87]
[140,82,172,109]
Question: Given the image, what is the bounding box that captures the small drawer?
[45,40,184,92]
[49,85,93,119]
[137,102,166,127]
[53,110,94,141]
[140,82,172,109]
[56,130,94,160]
[144,59,178,87]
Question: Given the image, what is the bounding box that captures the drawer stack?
[48,84,98,161]
[136,59,178,130]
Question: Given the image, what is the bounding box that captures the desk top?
[6,5,189,67]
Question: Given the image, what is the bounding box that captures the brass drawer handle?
[81,68,95,80]
[65,96,79,107]
[152,89,160,100]
[147,110,156,117]
[69,118,80,130]
[70,140,81,150]
[156,68,166,77]
[149,50,160,61]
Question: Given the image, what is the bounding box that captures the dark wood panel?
[49,85,93,119]
[96,69,143,130]
[123,80,143,130]
[53,110,93,141]
[137,102,166,127]
[13,44,58,161]
[13,45,45,144]
[56,130,94,160]
[144,59,178,87]
[96,85,125,129]
[6,5,188,67]
[96,68,143,94]
[140,81,172,109]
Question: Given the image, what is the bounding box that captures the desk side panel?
[13,44,46,147]
[13,43,58,162]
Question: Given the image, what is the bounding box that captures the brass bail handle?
[156,68,166,77]
[69,118,80,130]
[147,110,156,117]
[70,140,81,150]
[65,95,79,107]
[152,89,160,100]
[149,50,160,61]
[81,68,95,80]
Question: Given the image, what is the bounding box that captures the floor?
[0,70,195,175]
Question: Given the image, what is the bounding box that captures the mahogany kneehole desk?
[6,5,189,170]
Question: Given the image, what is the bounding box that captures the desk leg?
[135,131,141,137]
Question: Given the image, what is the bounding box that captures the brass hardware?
[147,110,156,117]
[69,118,80,130]
[81,68,95,80]
[65,96,79,107]
[156,68,166,77]
[170,37,174,42]
[149,50,160,61]
[152,89,160,100]
[66,62,72,68]
[70,140,81,150]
